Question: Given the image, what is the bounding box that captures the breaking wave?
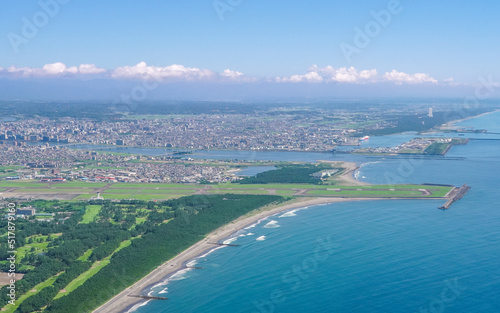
[263,220,280,228]
[126,300,151,313]
[279,210,297,218]
[223,237,238,245]
[158,287,168,294]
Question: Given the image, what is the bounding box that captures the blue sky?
[0,0,499,100]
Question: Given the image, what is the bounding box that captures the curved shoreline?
[93,196,382,313]
[317,161,370,186]
[441,109,500,130]
[93,161,442,313]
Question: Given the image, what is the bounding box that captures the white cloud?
[43,62,78,75]
[278,65,377,83]
[111,62,216,80]
[2,62,106,77]
[0,62,444,85]
[6,65,38,76]
[220,69,243,79]
[359,69,378,80]
[282,71,324,83]
[279,66,441,85]
[78,64,107,74]
[383,70,438,84]
[111,62,256,82]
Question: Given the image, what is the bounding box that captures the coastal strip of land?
[94,195,439,313]
[0,162,454,312]
[320,161,369,186]
[440,109,500,130]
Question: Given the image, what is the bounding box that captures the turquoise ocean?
[129,111,500,313]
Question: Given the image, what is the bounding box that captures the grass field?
[17,241,50,261]
[307,189,423,197]
[62,182,109,188]
[2,273,61,313]
[130,194,186,201]
[223,183,328,189]
[11,188,94,194]
[207,189,270,195]
[77,249,94,261]
[1,181,454,200]
[427,188,452,197]
[106,188,194,194]
[109,183,199,189]
[54,239,134,299]
[81,205,102,223]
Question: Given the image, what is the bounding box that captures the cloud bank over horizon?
[1,61,489,102]
[1,62,444,86]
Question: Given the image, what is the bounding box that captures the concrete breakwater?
[128,295,168,300]
[439,184,471,210]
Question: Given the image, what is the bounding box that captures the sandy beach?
[93,196,377,313]
[319,161,369,186]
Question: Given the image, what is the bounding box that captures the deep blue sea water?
[131,111,500,313]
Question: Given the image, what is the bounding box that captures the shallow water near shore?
[133,112,500,313]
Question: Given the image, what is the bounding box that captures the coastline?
[93,160,438,313]
[440,109,500,130]
[93,196,379,313]
[318,161,369,186]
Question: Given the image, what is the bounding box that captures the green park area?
[0,195,285,312]
[81,205,102,223]
[0,180,453,200]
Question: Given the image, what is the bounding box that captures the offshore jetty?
[128,295,168,301]
[439,184,471,210]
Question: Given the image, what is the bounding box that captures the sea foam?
[279,210,297,218]
[279,207,308,218]
[223,237,238,245]
[158,287,168,294]
[244,216,269,230]
[126,299,151,313]
[263,220,280,228]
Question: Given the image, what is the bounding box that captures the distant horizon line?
[1,98,500,104]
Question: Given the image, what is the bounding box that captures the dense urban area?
[0,102,489,184]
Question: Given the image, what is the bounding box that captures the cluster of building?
[0,113,393,152]
[1,206,64,222]
[0,144,240,183]
[0,109,400,184]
